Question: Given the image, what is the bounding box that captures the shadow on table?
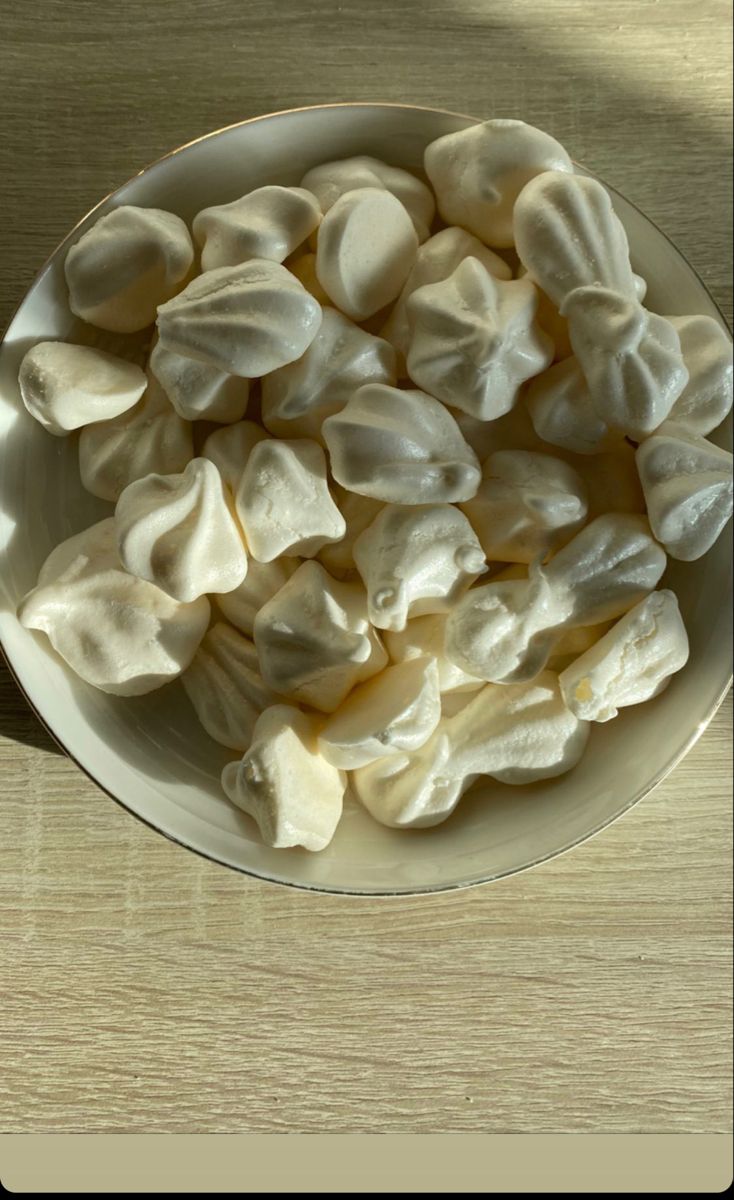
[0,655,63,757]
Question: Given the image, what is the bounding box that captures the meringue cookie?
[562,286,688,438]
[353,503,487,631]
[301,155,435,242]
[544,619,616,673]
[406,257,553,420]
[665,314,733,436]
[514,171,638,307]
[201,420,270,493]
[65,205,194,332]
[286,251,331,305]
[559,589,689,722]
[214,555,300,637]
[424,118,573,249]
[148,339,249,423]
[383,613,484,694]
[18,342,147,436]
[261,307,397,441]
[315,188,419,320]
[17,518,209,695]
[322,384,481,504]
[318,656,441,769]
[635,422,733,561]
[525,357,622,455]
[193,186,321,272]
[115,457,247,602]
[460,450,588,563]
[352,672,589,828]
[79,374,193,502]
[317,487,384,579]
[181,622,278,750]
[444,514,667,683]
[253,560,387,713]
[222,705,346,851]
[156,260,322,377]
[235,438,345,562]
[451,400,545,462]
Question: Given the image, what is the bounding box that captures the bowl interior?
[0,104,731,895]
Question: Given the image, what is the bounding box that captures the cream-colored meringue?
[635,422,733,561]
[253,560,387,713]
[201,420,270,493]
[261,307,396,441]
[156,259,322,377]
[451,400,545,462]
[17,518,209,695]
[148,339,249,423]
[18,342,147,436]
[235,438,345,562]
[315,188,419,320]
[353,503,487,631]
[405,257,553,419]
[65,205,194,332]
[318,656,441,769]
[383,613,484,694]
[525,357,622,455]
[352,672,589,828]
[444,514,667,684]
[193,185,321,272]
[322,383,481,504]
[317,487,384,579]
[79,374,193,502]
[221,705,346,851]
[424,118,573,249]
[544,619,616,672]
[214,556,300,637]
[665,314,733,435]
[559,589,689,722]
[286,251,331,305]
[301,155,435,242]
[181,622,278,750]
[115,457,247,602]
[460,450,588,563]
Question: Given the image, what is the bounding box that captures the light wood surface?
[1,0,731,1135]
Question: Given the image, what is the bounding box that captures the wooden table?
[1,0,731,1135]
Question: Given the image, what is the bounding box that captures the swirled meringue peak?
[65,205,194,332]
[193,185,321,272]
[18,341,147,436]
[322,384,481,504]
[353,503,487,632]
[406,257,553,419]
[424,118,573,249]
[665,314,733,436]
[525,356,621,455]
[301,155,435,242]
[315,188,419,320]
[17,518,209,695]
[156,260,322,377]
[115,457,247,602]
[235,438,345,562]
[201,420,269,493]
[181,622,279,751]
[148,339,249,423]
[261,307,397,441]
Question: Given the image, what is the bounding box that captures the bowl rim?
[0,101,732,897]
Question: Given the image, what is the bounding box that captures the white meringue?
[559,590,689,722]
[460,450,588,563]
[301,155,435,242]
[525,357,622,455]
[201,420,270,493]
[235,438,345,562]
[383,613,484,694]
[544,619,616,673]
[315,187,419,320]
[286,251,331,305]
[261,307,397,441]
[148,339,249,423]
[451,400,545,462]
[318,656,441,769]
[424,118,573,248]
[444,514,667,684]
[18,342,147,436]
[317,487,384,579]
[156,260,322,377]
[253,560,387,713]
[322,383,481,504]
[352,503,487,631]
[665,314,733,436]
[65,205,194,332]
[352,672,589,828]
[221,705,345,851]
[193,186,321,272]
[635,422,733,561]
[181,622,278,750]
[214,556,300,637]
[79,374,193,502]
[17,518,209,695]
[115,457,247,602]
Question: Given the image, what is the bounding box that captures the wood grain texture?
[0,0,731,1135]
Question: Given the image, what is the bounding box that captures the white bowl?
[0,104,731,895]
